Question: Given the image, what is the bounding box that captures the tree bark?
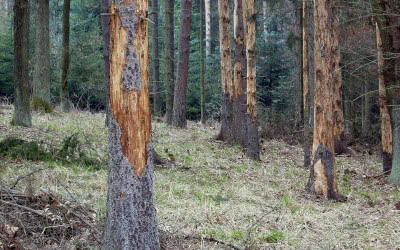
[165,0,175,125]
[172,0,193,128]
[216,0,234,142]
[262,0,267,41]
[308,0,342,200]
[244,0,260,161]
[100,0,111,126]
[12,0,31,127]
[32,0,51,111]
[303,0,311,169]
[205,0,211,57]
[60,0,71,112]
[102,2,160,249]
[200,0,206,125]
[376,22,393,175]
[362,81,371,137]
[152,0,161,116]
[232,0,247,147]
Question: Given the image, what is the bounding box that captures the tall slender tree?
[102,1,160,249]
[165,0,175,124]
[244,0,260,160]
[232,0,247,147]
[100,0,111,126]
[205,0,211,57]
[172,0,193,128]
[152,0,161,116]
[217,0,234,142]
[12,0,31,127]
[200,0,206,125]
[303,0,312,169]
[307,0,343,200]
[60,0,71,112]
[32,0,51,111]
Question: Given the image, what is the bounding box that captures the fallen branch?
[0,199,46,218]
[10,168,44,189]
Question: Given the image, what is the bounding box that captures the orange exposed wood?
[376,22,393,160]
[109,1,151,176]
[218,0,233,97]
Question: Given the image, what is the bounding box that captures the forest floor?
[0,105,400,249]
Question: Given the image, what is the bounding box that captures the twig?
[0,199,46,218]
[10,168,44,189]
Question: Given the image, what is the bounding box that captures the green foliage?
[0,134,103,169]
[261,230,285,243]
[32,97,54,113]
[0,22,13,97]
[0,137,51,161]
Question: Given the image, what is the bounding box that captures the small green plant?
[282,194,300,214]
[261,230,285,243]
[231,230,245,240]
[0,137,51,161]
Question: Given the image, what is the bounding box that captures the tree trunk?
[244,0,260,161]
[232,0,247,147]
[303,0,312,169]
[165,0,175,125]
[32,0,51,111]
[12,0,31,127]
[205,0,211,57]
[172,0,192,128]
[308,0,342,200]
[376,22,393,176]
[60,0,71,112]
[200,0,206,125]
[102,2,160,249]
[262,0,267,41]
[152,0,161,116]
[100,0,110,127]
[216,0,234,142]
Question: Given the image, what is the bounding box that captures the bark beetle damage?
[313,144,338,200]
[110,1,151,176]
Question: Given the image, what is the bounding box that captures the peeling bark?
[244,0,260,161]
[310,0,342,200]
[102,2,159,249]
[217,0,234,142]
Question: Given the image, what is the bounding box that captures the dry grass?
[1,106,400,249]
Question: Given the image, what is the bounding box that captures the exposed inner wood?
[109,1,151,176]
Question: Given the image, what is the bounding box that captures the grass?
[1,106,400,249]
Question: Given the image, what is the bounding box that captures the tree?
[307,0,343,200]
[60,0,71,112]
[172,0,193,128]
[12,0,31,127]
[152,0,161,116]
[32,0,51,111]
[232,0,247,147]
[217,0,234,142]
[165,0,175,124]
[200,0,206,125]
[100,0,110,126]
[205,0,211,57]
[244,0,260,160]
[374,0,399,176]
[303,0,312,168]
[102,1,160,249]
